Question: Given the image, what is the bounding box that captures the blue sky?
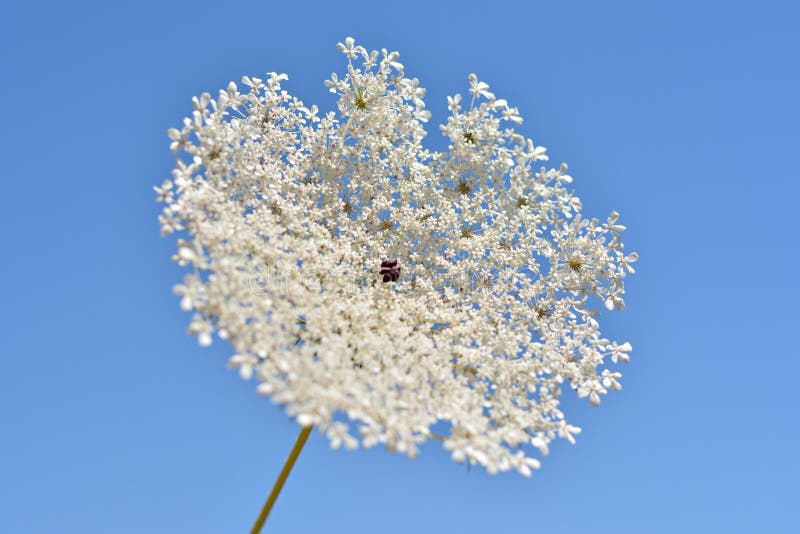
[1,1,797,532]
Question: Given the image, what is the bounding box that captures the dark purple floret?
[380,258,401,283]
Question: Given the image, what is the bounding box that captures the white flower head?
[158,39,638,476]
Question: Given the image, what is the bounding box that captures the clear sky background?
[1,1,797,533]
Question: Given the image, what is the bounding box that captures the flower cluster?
[157,37,637,476]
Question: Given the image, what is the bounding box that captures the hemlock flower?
[158,38,637,478]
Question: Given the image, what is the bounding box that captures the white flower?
[157,39,637,477]
[608,341,633,364]
[153,180,173,203]
[468,73,495,101]
[447,93,462,113]
[336,36,365,61]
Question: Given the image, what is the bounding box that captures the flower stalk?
[251,426,313,534]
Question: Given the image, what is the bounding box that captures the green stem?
[250,426,313,534]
